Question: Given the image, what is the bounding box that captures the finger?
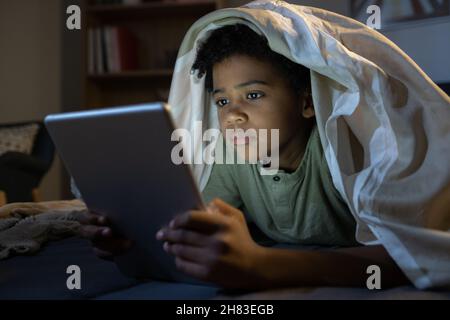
[77,212,101,225]
[77,212,110,226]
[164,242,210,264]
[97,215,110,225]
[210,198,245,223]
[78,225,111,240]
[210,198,240,217]
[206,201,220,215]
[92,247,114,261]
[170,210,226,233]
[156,228,209,247]
[174,256,209,280]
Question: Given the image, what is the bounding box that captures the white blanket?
[168,0,450,289]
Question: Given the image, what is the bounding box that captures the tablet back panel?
[45,103,208,283]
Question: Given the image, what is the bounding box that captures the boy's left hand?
[156,198,264,289]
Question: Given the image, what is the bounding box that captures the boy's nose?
[225,109,248,126]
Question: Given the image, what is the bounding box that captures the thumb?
[208,198,242,219]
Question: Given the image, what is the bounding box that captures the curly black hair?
[191,24,311,96]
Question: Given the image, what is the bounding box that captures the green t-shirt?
[202,127,358,247]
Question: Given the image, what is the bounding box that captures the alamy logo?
[366,265,381,290]
[66,265,81,290]
[170,123,280,175]
[366,5,381,30]
[66,5,81,30]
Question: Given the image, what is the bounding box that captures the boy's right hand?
[78,212,133,260]
[0,200,133,260]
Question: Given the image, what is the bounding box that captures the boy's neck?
[278,128,312,173]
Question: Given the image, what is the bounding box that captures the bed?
[1,236,448,300]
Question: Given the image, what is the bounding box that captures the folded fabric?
[0,210,86,260]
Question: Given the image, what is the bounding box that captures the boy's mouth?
[224,129,258,146]
[233,136,251,145]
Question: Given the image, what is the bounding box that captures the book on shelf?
[88,26,139,75]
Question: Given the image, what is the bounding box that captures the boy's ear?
[300,90,315,119]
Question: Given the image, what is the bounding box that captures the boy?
[2,23,408,289]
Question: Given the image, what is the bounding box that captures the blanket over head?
[168,0,450,289]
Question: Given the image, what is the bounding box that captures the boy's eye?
[215,98,229,107]
[247,92,264,100]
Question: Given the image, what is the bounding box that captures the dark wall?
[60,0,83,199]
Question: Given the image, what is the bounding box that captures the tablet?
[45,102,209,284]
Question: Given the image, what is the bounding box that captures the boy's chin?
[235,147,263,164]
[224,141,275,165]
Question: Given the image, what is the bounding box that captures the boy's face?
[212,54,314,167]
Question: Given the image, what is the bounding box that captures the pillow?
[0,124,40,157]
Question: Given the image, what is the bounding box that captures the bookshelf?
[82,0,234,109]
